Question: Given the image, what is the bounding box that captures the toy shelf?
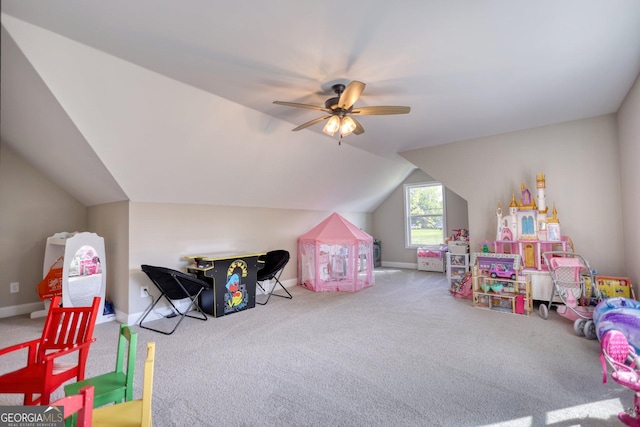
[472,274,532,315]
[446,252,470,289]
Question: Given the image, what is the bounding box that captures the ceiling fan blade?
[273,101,331,113]
[292,115,330,131]
[351,117,365,135]
[351,106,411,115]
[338,81,366,110]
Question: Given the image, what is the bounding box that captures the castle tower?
[536,172,547,214]
[508,193,519,240]
[536,172,548,240]
[496,202,503,241]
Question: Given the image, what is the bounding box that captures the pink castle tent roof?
[299,213,373,244]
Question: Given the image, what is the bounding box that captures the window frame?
[404,182,446,248]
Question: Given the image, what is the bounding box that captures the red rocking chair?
[0,295,101,405]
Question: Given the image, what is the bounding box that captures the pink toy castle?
[493,173,570,270]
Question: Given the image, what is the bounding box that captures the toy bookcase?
[471,253,531,315]
[472,273,532,315]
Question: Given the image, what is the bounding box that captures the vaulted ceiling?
[2,1,639,211]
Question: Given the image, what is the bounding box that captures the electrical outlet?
[10,282,19,293]
[141,286,149,298]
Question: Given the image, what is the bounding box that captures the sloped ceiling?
[2,1,640,211]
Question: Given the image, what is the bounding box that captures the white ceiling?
[2,1,640,211]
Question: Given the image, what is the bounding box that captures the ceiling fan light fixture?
[340,116,356,137]
[273,80,410,142]
[323,115,341,136]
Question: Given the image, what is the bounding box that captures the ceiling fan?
[273,81,410,145]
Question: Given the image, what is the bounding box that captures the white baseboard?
[0,301,45,319]
[280,278,298,289]
[127,298,193,326]
[258,278,298,294]
[127,279,300,325]
[381,261,417,269]
[0,279,303,325]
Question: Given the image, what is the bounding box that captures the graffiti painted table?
[185,253,264,318]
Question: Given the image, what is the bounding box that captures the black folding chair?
[256,250,292,305]
[139,265,211,335]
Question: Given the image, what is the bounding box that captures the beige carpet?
[0,268,631,426]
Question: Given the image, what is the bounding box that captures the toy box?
[417,245,447,272]
[448,242,469,255]
[595,276,635,300]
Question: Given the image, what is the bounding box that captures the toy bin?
[417,245,447,272]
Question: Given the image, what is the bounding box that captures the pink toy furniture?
[600,330,640,426]
[298,213,374,292]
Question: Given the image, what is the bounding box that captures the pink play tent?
[298,213,374,292]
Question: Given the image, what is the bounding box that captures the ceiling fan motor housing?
[332,83,346,94]
[325,84,347,110]
[325,97,340,110]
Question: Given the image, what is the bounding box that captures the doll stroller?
[539,251,601,339]
[600,329,640,426]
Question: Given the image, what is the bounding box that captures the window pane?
[406,183,444,246]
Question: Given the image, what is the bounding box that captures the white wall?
[618,72,640,297]
[1,141,374,321]
[124,202,371,321]
[445,188,469,242]
[88,201,129,316]
[400,115,625,278]
[372,169,469,266]
[0,143,87,315]
[5,77,638,317]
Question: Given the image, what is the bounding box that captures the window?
[404,182,445,247]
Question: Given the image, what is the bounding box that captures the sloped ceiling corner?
[2,14,414,212]
[3,1,640,212]
[1,24,127,206]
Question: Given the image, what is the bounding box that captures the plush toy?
[594,297,640,353]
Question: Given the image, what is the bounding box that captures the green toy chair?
[64,324,138,409]
[93,342,155,427]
